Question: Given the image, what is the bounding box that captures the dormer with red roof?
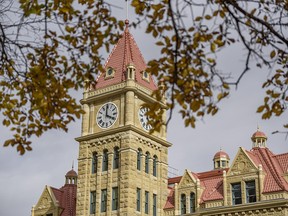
[164,130,288,216]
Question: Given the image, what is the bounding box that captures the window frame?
[152,155,157,177]
[145,152,150,174]
[190,192,195,213]
[145,191,149,214]
[90,191,96,214]
[92,152,98,174]
[137,149,142,171]
[113,147,119,169]
[101,189,107,212]
[231,182,242,205]
[153,194,157,216]
[180,193,186,215]
[102,149,108,172]
[246,180,256,203]
[112,187,119,210]
[136,188,141,212]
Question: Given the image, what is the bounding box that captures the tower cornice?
[82,81,166,107]
[75,124,172,148]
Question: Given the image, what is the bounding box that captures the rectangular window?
[232,183,242,205]
[90,191,96,214]
[101,189,107,212]
[92,152,97,174]
[145,191,149,214]
[153,194,157,216]
[136,188,141,211]
[112,187,119,210]
[180,194,186,214]
[137,150,142,171]
[246,181,256,203]
[113,147,119,169]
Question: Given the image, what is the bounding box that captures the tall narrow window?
[145,191,149,214]
[246,181,256,203]
[112,187,119,210]
[145,152,150,174]
[92,152,97,174]
[101,189,107,212]
[113,147,119,169]
[153,194,157,216]
[90,191,96,214]
[137,149,142,171]
[180,194,186,214]
[232,183,242,205]
[102,149,108,171]
[190,192,195,213]
[136,188,141,211]
[152,155,157,177]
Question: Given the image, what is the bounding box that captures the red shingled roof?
[248,147,288,193]
[164,187,175,209]
[50,184,77,216]
[95,20,157,91]
[165,146,288,210]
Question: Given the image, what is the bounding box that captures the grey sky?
[0,2,287,216]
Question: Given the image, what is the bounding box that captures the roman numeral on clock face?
[96,102,118,129]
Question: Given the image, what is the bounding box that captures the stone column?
[125,91,134,125]
[258,164,264,201]
[223,170,227,206]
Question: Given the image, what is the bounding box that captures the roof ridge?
[258,148,286,191]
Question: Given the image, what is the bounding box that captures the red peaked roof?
[248,147,288,193]
[51,184,77,216]
[165,147,288,209]
[95,20,157,91]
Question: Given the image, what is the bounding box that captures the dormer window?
[105,67,115,79]
[142,71,150,82]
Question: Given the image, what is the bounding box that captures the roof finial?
[72,160,74,170]
[126,0,129,20]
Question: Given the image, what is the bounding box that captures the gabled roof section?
[196,169,226,202]
[248,147,288,193]
[95,20,157,91]
[164,187,175,209]
[50,184,77,216]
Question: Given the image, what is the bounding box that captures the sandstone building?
[32,20,288,216]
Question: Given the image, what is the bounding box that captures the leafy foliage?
[130,0,288,133]
[0,0,287,154]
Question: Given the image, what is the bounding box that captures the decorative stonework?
[229,150,257,175]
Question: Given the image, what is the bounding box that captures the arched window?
[92,152,98,174]
[190,192,195,213]
[180,194,186,215]
[145,152,150,174]
[152,155,157,177]
[102,149,108,171]
[137,149,142,171]
[113,147,119,169]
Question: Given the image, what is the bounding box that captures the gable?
[178,169,197,188]
[228,147,258,176]
[34,186,58,213]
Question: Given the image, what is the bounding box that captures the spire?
[94,20,157,91]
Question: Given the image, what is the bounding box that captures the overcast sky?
[0,2,287,216]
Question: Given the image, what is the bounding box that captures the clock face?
[138,107,152,131]
[96,102,118,129]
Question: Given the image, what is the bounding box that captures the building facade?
[31,168,77,216]
[32,20,288,216]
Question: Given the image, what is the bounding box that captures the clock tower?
[75,20,171,216]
